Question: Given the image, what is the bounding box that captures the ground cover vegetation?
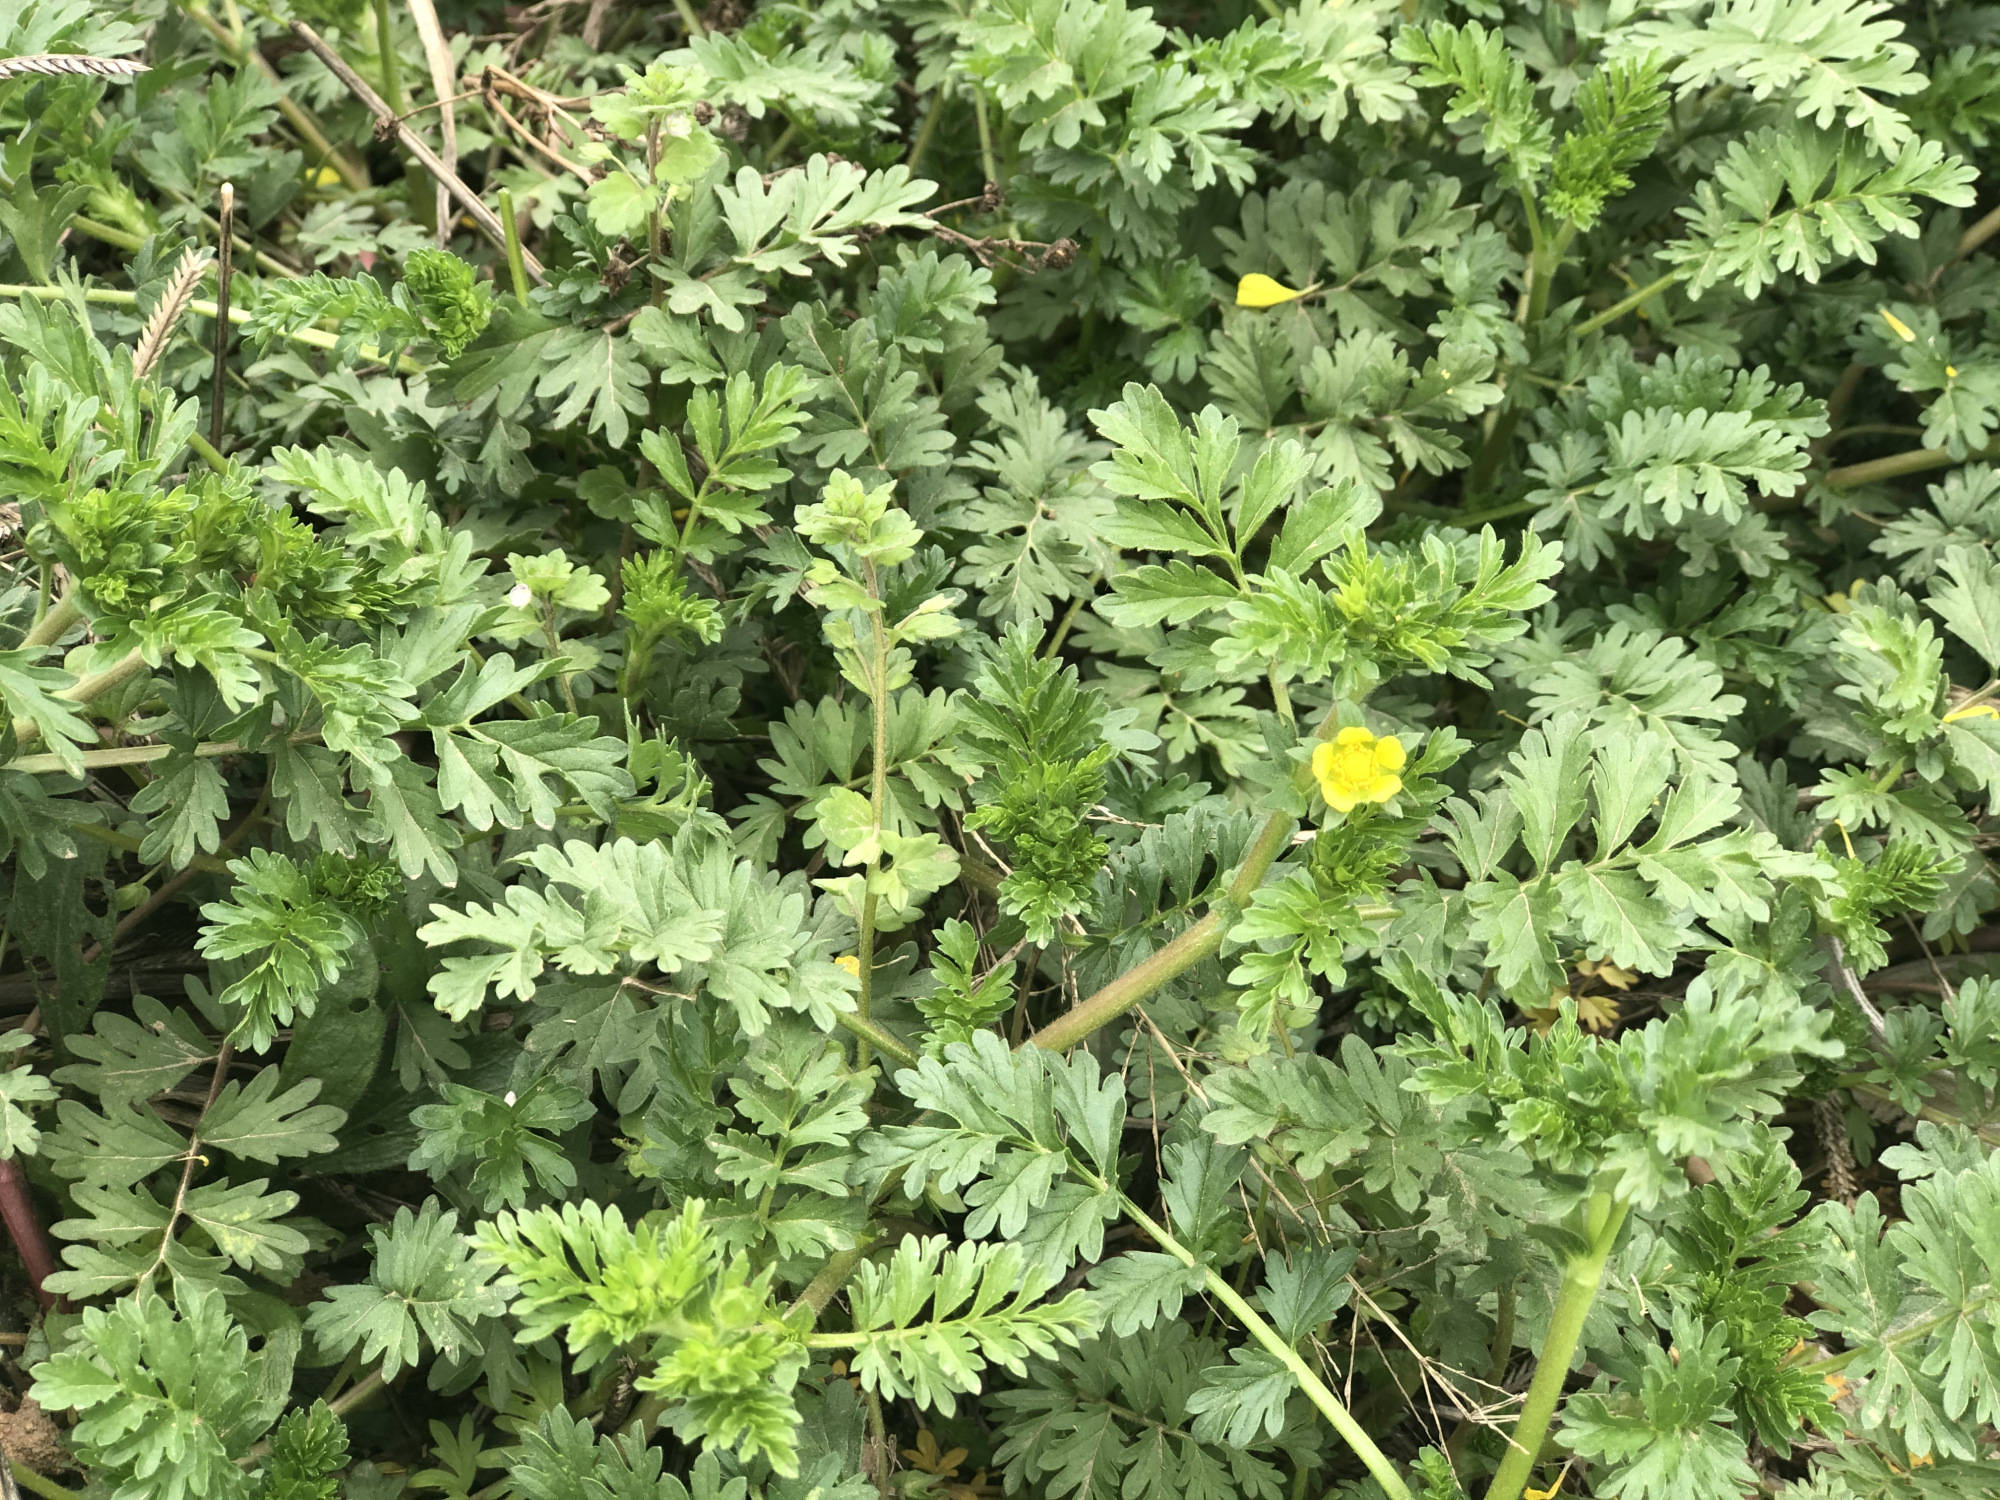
[0,0,1998,1496]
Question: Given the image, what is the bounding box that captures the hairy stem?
[1824,437,2000,489]
[373,0,404,114]
[8,647,151,752]
[1119,1192,1413,1500]
[20,590,80,650]
[1571,270,1681,339]
[1026,709,1341,1052]
[1484,1193,1630,1500]
[497,187,531,302]
[905,90,944,173]
[10,1462,80,1500]
[834,1008,920,1070]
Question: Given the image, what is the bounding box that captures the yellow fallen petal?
[1944,701,2000,723]
[1879,308,1917,343]
[1236,272,1307,308]
[306,165,343,189]
[1946,364,1960,378]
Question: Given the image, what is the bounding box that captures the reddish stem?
[0,1159,57,1310]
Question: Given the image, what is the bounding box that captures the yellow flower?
[1576,958,1638,991]
[834,954,861,978]
[1311,727,1406,813]
[1236,272,1310,308]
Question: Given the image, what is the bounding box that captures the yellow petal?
[1945,701,2000,723]
[1879,308,1917,343]
[1327,789,1359,814]
[1374,736,1407,772]
[834,954,860,977]
[1236,272,1306,309]
[1368,773,1402,802]
[1946,364,1960,378]
[1334,725,1374,747]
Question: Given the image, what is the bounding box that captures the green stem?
[188,432,230,472]
[72,214,143,251]
[1572,272,1680,339]
[0,284,422,371]
[1267,666,1294,726]
[905,91,944,173]
[973,88,1000,191]
[670,0,704,34]
[834,1008,919,1070]
[1119,1193,1413,1500]
[1950,201,2000,265]
[20,591,80,650]
[788,1242,872,1322]
[10,648,150,750]
[1484,1194,1631,1500]
[497,188,531,302]
[10,1463,79,1500]
[1824,438,2000,490]
[373,0,404,114]
[16,738,215,774]
[1026,705,1342,1052]
[854,892,880,1075]
[70,820,235,873]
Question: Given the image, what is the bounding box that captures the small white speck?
[664,113,693,139]
[508,583,533,608]
[503,1090,518,1106]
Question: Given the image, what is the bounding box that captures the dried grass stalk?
[132,246,215,379]
[0,54,149,82]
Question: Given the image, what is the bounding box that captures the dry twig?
[289,20,547,283]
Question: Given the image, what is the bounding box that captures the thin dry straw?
[210,183,235,454]
[0,54,149,81]
[131,246,215,379]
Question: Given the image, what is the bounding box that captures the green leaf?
[306,1200,504,1381]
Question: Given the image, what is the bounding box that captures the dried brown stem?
[209,183,235,454]
[0,1158,57,1310]
[289,20,546,282]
